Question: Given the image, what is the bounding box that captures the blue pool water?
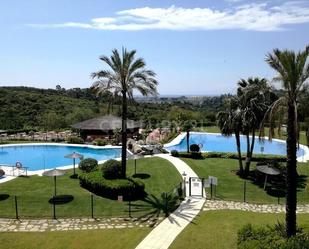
[0,144,121,171]
[165,133,305,157]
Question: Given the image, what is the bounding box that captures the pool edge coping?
[164,132,309,163]
[0,143,131,177]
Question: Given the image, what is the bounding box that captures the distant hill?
[0,86,228,131]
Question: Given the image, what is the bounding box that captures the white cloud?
[29,2,309,32]
[225,0,245,3]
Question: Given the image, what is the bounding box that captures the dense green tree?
[91,48,158,178]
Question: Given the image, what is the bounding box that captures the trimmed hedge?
[172,151,286,162]
[67,136,84,144]
[79,158,98,173]
[79,171,145,200]
[101,159,122,179]
[238,223,309,249]
[172,151,203,159]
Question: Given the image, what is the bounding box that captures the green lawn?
[170,210,309,249]
[0,157,182,218]
[0,227,150,249]
[195,126,308,146]
[182,157,309,204]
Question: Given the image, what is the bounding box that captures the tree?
[217,97,244,174]
[237,77,275,175]
[182,121,193,153]
[91,48,158,178]
[263,45,309,237]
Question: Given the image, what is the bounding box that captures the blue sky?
[0,0,309,95]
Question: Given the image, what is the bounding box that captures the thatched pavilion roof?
[72,115,141,131]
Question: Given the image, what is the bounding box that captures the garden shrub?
[177,152,203,159]
[171,150,179,157]
[190,144,200,152]
[173,151,286,161]
[191,152,203,159]
[51,137,64,142]
[79,171,145,200]
[67,136,84,144]
[92,138,108,146]
[0,169,5,177]
[202,152,286,162]
[101,159,122,179]
[79,158,98,173]
[237,223,309,249]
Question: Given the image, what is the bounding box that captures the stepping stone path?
[203,200,309,213]
[0,217,163,232]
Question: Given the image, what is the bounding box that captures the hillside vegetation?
[0,86,225,131]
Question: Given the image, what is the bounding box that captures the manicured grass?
[182,157,309,204]
[170,210,309,249]
[0,157,182,218]
[0,227,150,249]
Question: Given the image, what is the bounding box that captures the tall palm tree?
[91,48,158,178]
[217,97,244,174]
[237,77,274,175]
[263,45,309,237]
[182,121,193,153]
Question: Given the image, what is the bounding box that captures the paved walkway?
[203,200,309,213]
[0,217,163,232]
[135,154,205,249]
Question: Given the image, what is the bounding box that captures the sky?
[0,0,309,95]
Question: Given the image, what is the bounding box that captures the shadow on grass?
[128,193,199,227]
[70,174,78,179]
[49,195,74,205]
[246,169,307,198]
[0,194,10,201]
[18,175,30,178]
[132,173,151,179]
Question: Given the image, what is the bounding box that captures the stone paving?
[0,217,163,232]
[203,200,309,213]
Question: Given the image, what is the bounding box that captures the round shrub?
[67,136,84,144]
[92,138,107,146]
[79,171,145,200]
[101,159,122,179]
[171,150,179,157]
[0,169,5,177]
[79,158,98,173]
[190,144,200,153]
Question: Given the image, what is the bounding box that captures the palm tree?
[91,48,158,178]
[263,45,309,237]
[237,77,274,175]
[182,121,193,153]
[217,97,244,174]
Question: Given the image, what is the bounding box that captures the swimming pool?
[164,132,308,161]
[0,144,121,171]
